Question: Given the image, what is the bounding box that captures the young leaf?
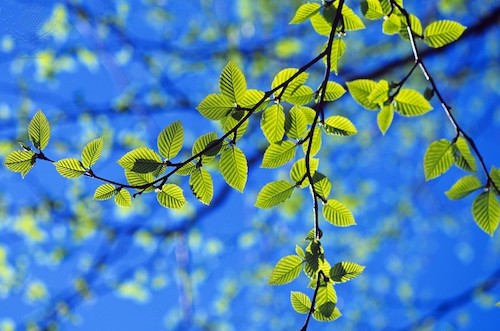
[4,150,36,178]
[114,188,131,208]
[255,180,295,209]
[261,104,285,143]
[125,170,155,192]
[54,158,87,178]
[196,94,234,120]
[290,291,311,314]
[239,89,267,111]
[310,12,331,37]
[220,146,247,192]
[325,38,346,74]
[189,168,213,205]
[271,68,308,101]
[81,137,103,169]
[453,137,476,172]
[117,147,163,174]
[303,126,322,157]
[323,199,356,227]
[285,106,308,140]
[323,81,346,102]
[312,172,332,200]
[268,255,303,285]
[219,61,247,103]
[424,139,453,180]
[157,184,186,209]
[472,191,500,236]
[377,104,394,135]
[261,140,296,168]
[93,184,116,200]
[424,20,466,48]
[383,14,402,35]
[290,158,319,187]
[28,110,50,150]
[394,89,433,116]
[316,283,337,311]
[329,261,365,283]
[157,121,184,160]
[176,162,196,176]
[346,79,379,110]
[295,245,305,258]
[299,106,317,125]
[491,167,500,195]
[445,175,482,200]
[360,0,385,20]
[289,3,321,24]
[323,116,357,136]
[192,132,222,162]
[367,80,389,105]
[287,85,315,105]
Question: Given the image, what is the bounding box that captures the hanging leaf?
[303,126,322,157]
[157,121,184,160]
[114,188,131,208]
[157,184,186,209]
[289,3,321,24]
[125,170,155,192]
[176,162,196,176]
[313,306,342,322]
[312,172,332,200]
[28,110,50,150]
[377,104,394,135]
[271,68,308,101]
[383,14,402,35]
[299,106,317,125]
[290,291,311,314]
[399,13,422,40]
[288,85,315,105]
[445,175,482,200]
[118,147,163,174]
[329,261,365,283]
[424,20,466,48]
[337,4,365,31]
[323,199,356,227]
[325,38,346,74]
[261,104,286,143]
[93,184,116,200]
[360,0,385,20]
[316,284,337,317]
[323,116,357,136]
[221,114,248,142]
[472,191,500,236]
[54,158,87,178]
[453,137,476,172]
[189,168,213,205]
[196,94,234,120]
[322,81,346,102]
[81,137,103,169]
[367,80,389,105]
[346,79,379,110]
[4,150,36,178]
[239,89,267,111]
[268,255,303,285]
[261,141,296,168]
[285,106,308,140]
[192,132,222,162]
[490,167,500,195]
[290,158,319,187]
[424,139,453,180]
[394,89,433,116]
[219,61,247,103]
[220,146,248,192]
[255,180,295,209]
[310,12,331,37]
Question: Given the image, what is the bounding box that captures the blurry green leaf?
[290,158,319,187]
[323,116,357,136]
[114,188,131,208]
[286,106,308,140]
[377,104,394,135]
[268,255,303,285]
[289,3,321,24]
[472,191,500,236]
[261,141,296,168]
[424,20,466,48]
[157,121,184,160]
[361,0,385,20]
[272,68,308,101]
[255,180,295,209]
[330,261,365,283]
[261,104,285,143]
[219,61,247,103]
[346,79,379,110]
[313,306,342,321]
[323,81,346,102]
[220,146,247,192]
[157,184,186,209]
[93,184,116,200]
[367,80,389,105]
[453,137,476,172]
[125,170,155,192]
[288,85,315,105]
[399,13,422,39]
[383,14,402,35]
[4,150,36,178]
[312,172,332,200]
[275,38,302,59]
[394,89,433,116]
[290,291,311,314]
[189,168,213,205]
[54,158,86,178]
[28,110,50,150]
[323,199,356,227]
[196,94,234,120]
[118,147,163,174]
[445,175,482,200]
[81,137,103,169]
[424,139,453,180]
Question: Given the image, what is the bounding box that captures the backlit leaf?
[337,4,365,31]
[491,167,500,195]
[310,12,331,36]
[453,137,476,172]
[288,85,315,105]
[394,89,433,116]
[289,3,321,24]
[290,291,311,314]
[81,137,103,169]
[424,20,466,48]
[189,168,213,205]
[54,158,86,178]
[399,13,422,39]
[360,0,385,20]
[346,79,378,110]
[221,115,248,142]
[196,94,234,120]
[285,106,308,140]
[472,191,500,236]
[157,184,186,209]
[93,184,116,200]
[219,61,247,103]
[192,132,222,162]
[383,14,402,35]
[330,261,365,283]
[323,81,346,101]
[125,170,155,192]
[261,141,296,168]
[445,175,482,200]
[424,139,453,180]
[325,38,346,74]
[367,80,389,105]
[261,104,285,143]
[313,306,342,321]
[255,180,295,209]
[290,158,319,187]
[220,146,247,192]
[323,199,356,227]
[377,104,394,135]
[157,121,184,160]
[323,116,357,136]
[239,89,267,111]
[272,68,308,101]
[114,188,131,208]
[118,147,163,174]
[4,150,36,178]
[28,110,50,150]
[268,255,303,285]
[303,126,322,157]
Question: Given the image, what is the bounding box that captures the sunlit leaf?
[322,81,346,102]
[290,158,319,187]
[125,170,154,192]
[472,191,500,236]
[377,104,394,135]
[118,147,163,174]
[255,180,295,209]
[367,80,389,105]
[261,104,285,143]
[54,158,86,178]
[346,79,378,110]
[288,85,315,105]
[304,240,323,278]
[219,61,247,103]
[221,115,248,142]
[329,261,365,283]
[491,167,500,195]
[114,188,131,208]
[312,172,332,200]
[323,116,357,136]
[189,168,213,205]
[383,14,402,35]
[394,89,433,116]
[424,139,453,180]
[192,132,222,162]
[28,110,50,150]
[4,150,36,178]
[360,0,385,20]
[325,38,346,74]
[261,140,296,168]
[303,126,322,157]
[268,255,303,285]
[453,137,476,172]
[289,3,321,24]
[310,12,331,36]
[93,184,116,200]
[424,20,466,48]
[399,13,422,39]
[196,94,234,120]
[239,89,267,111]
[337,4,365,31]
[157,121,184,160]
[445,175,482,200]
[157,184,186,209]
[316,284,337,313]
[272,68,308,102]
[323,199,356,227]
[220,146,247,192]
[290,291,311,314]
[313,306,342,321]
[81,137,103,169]
[176,162,196,176]
[285,106,308,140]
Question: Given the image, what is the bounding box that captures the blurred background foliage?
[0,0,499,330]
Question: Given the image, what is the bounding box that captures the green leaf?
[490,167,500,195]
[313,306,342,322]
[367,80,389,105]
[383,14,402,35]
[346,79,379,110]
[157,121,184,160]
[330,261,365,283]
[453,137,476,172]
[219,61,247,103]
[114,188,131,208]
[295,245,305,258]
[289,3,321,24]
[394,89,433,116]
[323,81,346,102]
[28,110,50,150]
[316,284,337,312]
[239,89,267,111]
[54,158,86,178]
[221,114,248,142]
[323,199,356,227]
[268,255,303,285]
[81,137,103,169]
[290,291,311,314]
[361,0,385,20]
[176,162,196,176]
[255,180,295,209]
[399,13,422,40]
[192,132,222,162]
[290,158,319,187]
[323,116,357,136]
[261,141,296,168]
[157,184,186,209]
[304,240,323,278]
[189,168,213,205]
[472,191,500,236]
[261,104,285,143]
[338,4,365,31]
[325,38,346,74]
[93,184,116,200]
[303,126,322,157]
[310,12,331,37]
[220,146,247,192]
[287,85,315,105]
[125,170,155,192]
[424,20,466,48]
[299,106,317,125]
[118,147,163,174]
[424,139,453,180]
[312,172,332,200]
[285,106,308,140]
[445,175,482,200]
[272,68,309,101]
[196,94,234,120]
[377,104,394,135]
[4,150,36,178]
